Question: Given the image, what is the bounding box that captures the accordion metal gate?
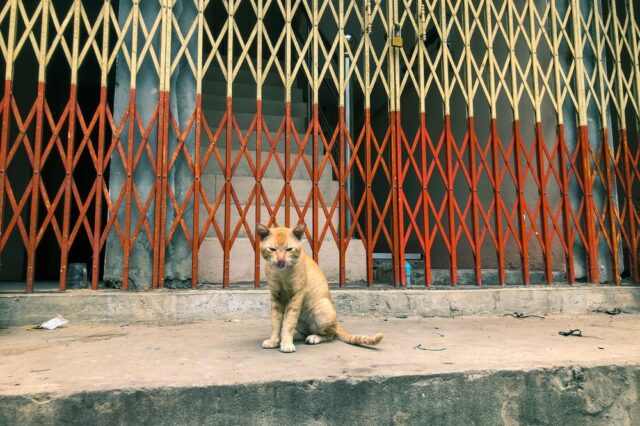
[1,0,640,292]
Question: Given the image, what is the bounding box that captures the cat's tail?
[334,326,384,346]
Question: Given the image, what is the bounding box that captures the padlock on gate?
[391,23,403,48]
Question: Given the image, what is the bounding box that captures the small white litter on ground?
[31,315,69,330]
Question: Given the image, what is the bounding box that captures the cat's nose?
[276,260,286,268]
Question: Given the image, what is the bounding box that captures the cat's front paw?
[305,334,321,345]
[279,342,296,353]
[262,338,280,349]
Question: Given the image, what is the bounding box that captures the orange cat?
[256,223,383,353]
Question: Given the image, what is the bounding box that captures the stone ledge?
[1,286,639,327]
[1,365,639,426]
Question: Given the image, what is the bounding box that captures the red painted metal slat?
[91,87,108,290]
[59,83,78,291]
[467,117,481,286]
[578,125,599,283]
[534,122,553,285]
[25,82,46,292]
[223,97,232,287]
[621,131,639,282]
[312,104,320,265]
[513,121,530,285]
[490,119,506,286]
[602,129,620,284]
[254,100,263,287]
[338,106,346,286]
[364,108,373,285]
[557,124,576,284]
[0,80,12,256]
[421,113,432,286]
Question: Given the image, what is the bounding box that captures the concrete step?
[197,125,315,154]
[198,175,339,239]
[3,288,639,324]
[2,314,638,425]
[204,110,307,134]
[202,80,304,102]
[201,96,307,117]
[201,148,334,181]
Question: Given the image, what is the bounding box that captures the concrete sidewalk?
[1,314,639,425]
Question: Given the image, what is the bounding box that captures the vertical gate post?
[338,0,347,286]
[507,0,530,285]
[485,0,506,286]
[592,0,620,284]
[528,0,553,284]
[363,0,373,286]
[284,0,292,230]
[462,0,480,286]
[192,0,205,288]
[152,0,166,288]
[92,0,112,290]
[255,12,264,285]
[312,0,320,267]
[252,0,264,287]
[550,0,575,284]
[0,0,18,274]
[59,0,82,291]
[154,0,174,288]
[418,0,432,286]
[570,0,599,283]
[26,0,51,292]
[440,0,456,286]
[222,0,235,287]
[625,0,640,282]
[122,0,141,290]
[388,0,403,287]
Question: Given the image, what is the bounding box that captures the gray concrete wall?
[103,0,162,288]
[104,0,200,288]
[2,365,639,426]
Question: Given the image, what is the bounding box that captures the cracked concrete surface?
[1,314,639,424]
[0,315,637,386]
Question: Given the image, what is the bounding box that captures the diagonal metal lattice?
[1,0,640,291]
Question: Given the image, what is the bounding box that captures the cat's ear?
[256,224,270,240]
[292,223,306,240]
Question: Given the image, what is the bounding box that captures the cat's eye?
[286,247,294,252]
[268,247,276,252]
